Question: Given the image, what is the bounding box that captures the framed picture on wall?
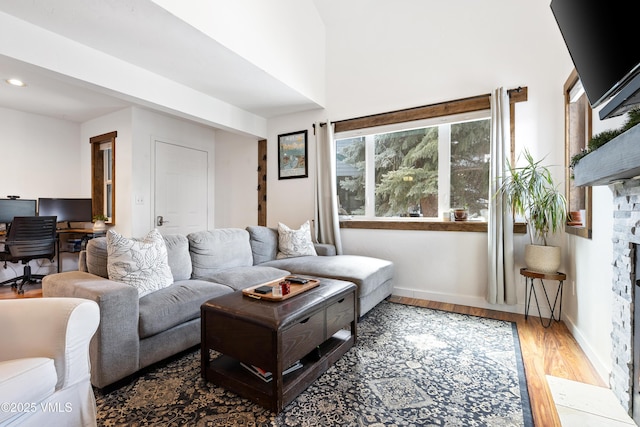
[278,130,308,179]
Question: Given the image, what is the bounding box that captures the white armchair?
[0,298,100,427]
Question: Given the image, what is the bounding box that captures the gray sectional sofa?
[42,226,394,389]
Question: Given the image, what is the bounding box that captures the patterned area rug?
[95,301,533,426]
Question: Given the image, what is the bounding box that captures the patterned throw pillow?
[106,229,173,297]
[277,221,317,259]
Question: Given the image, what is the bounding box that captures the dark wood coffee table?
[201,278,357,413]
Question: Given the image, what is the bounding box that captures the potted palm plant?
[497,149,568,273]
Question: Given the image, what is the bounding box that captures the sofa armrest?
[314,243,336,256]
[0,298,99,390]
[78,249,88,272]
[43,271,141,388]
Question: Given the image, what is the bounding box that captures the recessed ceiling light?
[6,78,26,87]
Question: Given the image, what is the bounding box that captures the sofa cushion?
[277,221,317,259]
[163,234,192,281]
[0,358,57,423]
[246,226,279,264]
[205,265,291,291]
[138,280,233,338]
[85,237,109,278]
[107,229,174,298]
[188,229,254,281]
[261,254,394,298]
[85,234,191,281]
[314,243,337,256]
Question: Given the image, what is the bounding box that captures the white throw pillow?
[106,229,173,297]
[277,221,317,259]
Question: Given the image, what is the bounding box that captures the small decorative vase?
[453,208,468,221]
[568,211,582,226]
[93,220,106,232]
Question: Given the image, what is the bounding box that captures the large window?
[336,112,490,220]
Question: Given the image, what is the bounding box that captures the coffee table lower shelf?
[203,331,354,412]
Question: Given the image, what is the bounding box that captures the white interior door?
[154,140,208,235]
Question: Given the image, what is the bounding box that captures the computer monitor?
[0,199,37,224]
[38,198,92,223]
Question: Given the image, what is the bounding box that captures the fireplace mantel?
[574,124,640,187]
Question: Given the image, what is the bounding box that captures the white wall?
[0,107,83,278]
[0,107,82,198]
[214,130,260,228]
[266,110,325,229]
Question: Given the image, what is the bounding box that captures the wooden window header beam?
[333,87,527,134]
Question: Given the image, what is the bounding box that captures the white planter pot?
[93,220,106,232]
[524,244,561,273]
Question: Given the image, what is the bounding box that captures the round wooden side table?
[520,267,566,328]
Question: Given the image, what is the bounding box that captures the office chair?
[0,216,57,294]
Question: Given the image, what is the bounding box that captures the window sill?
[339,218,527,233]
[565,224,592,239]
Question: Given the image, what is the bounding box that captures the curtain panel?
[314,122,343,254]
[487,88,516,305]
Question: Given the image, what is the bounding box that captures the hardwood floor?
[0,284,605,425]
[0,281,43,299]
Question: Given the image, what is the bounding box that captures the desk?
[56,229,105,272]
[520,268,566,328]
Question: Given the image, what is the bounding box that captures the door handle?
[156,216,169,226]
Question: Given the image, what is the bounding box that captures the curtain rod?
[312,122,327,135]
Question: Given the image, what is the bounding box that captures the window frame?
[90,131,116,225]
[334,91,528,232]
[564,70,593,239]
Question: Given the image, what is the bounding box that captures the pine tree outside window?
[336,111,490,220]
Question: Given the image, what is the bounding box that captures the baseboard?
[562,312,611,385]
[392,286,526,315]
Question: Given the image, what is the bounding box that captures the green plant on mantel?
[570,107,640,169]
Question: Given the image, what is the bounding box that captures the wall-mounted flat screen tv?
[38,198,92,223]
[550,0,640,119]
[0,199,37,224]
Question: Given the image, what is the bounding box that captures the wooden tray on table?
[242,276,320,301]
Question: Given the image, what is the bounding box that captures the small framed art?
[278,130,308,179]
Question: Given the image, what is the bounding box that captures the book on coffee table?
[240,361,303,382]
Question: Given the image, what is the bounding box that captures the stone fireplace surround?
[610,179,640,414]
[573,124,640,415]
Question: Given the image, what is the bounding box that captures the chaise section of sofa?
[246,226,394,317]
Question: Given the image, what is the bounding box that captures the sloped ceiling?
[0,0,323,133]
